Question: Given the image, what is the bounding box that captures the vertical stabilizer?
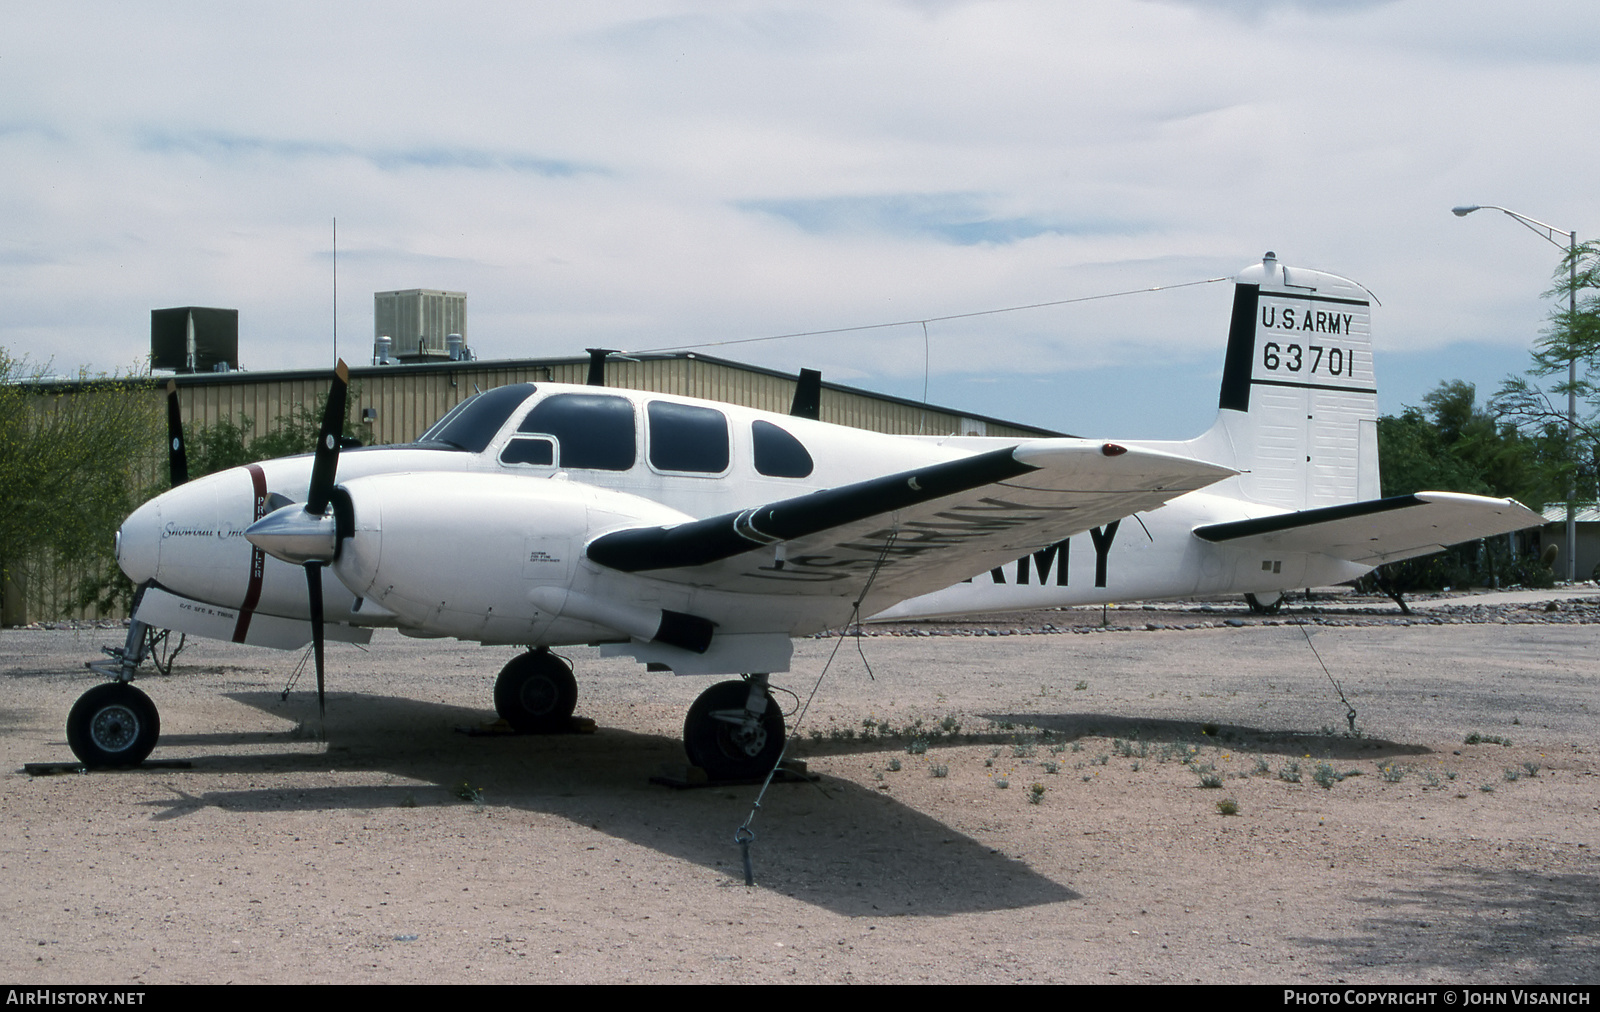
[1199,253,1378,510]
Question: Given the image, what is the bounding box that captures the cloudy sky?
[5,1,1597,437]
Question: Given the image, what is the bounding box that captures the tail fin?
[1188,252,1380,511]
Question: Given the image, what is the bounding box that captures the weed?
[1216,797,1239,816]
[1464,732,1512,746]
[930,763,949,779]
[887,758,902,772]
[1070,741,1084,753]
[939,715,961,735]
[907,738,929,756]
[1130,761,1141,772]
[1479,783,1495,793]
[1092,754,1109,766]
[994,777,1010,789]
[1278,761,1302,784]
[454,781,484,807]
[1074,680,1089,691]
[1197,771,1224,789]
[1201,722,1220,737]
[1379,764,1406,784]
[1522,762,1541,778]
[1028,783,1046,804]
[807,729,824,744]
[1503,767,1521,782]
[1445,771,1457,781]
[1049,742,1067,755]
[1012,741,1037,759]
[1312,762,1340,789]
[1041,760,1060,775]
[1252,757,1271,776]
[399,793,418,808]
[984,757,994,768]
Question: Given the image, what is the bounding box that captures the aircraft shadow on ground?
[133,690,1077,917]
[1296,868,1600,983]
[981,712,1430,760]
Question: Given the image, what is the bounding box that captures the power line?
[626,275,1230,355]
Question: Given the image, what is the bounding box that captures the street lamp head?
[1452,205,1482,217]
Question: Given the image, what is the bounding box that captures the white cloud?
[3,1,1598,433]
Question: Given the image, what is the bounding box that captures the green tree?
[1492,239,1600,506]
[1372,380,1561,595]
[185,388,374,480]
[1380,380,1562,507]
[0,350,163,621]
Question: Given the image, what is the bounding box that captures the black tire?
[683,679,786,781]
[493,651,578,733]
[67,683,160,767]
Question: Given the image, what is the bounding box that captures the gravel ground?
[2,590,1597,984]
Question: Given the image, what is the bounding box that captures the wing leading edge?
[1192,491,1544,565]
[588,440,1236,606]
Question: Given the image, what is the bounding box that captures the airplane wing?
[1191,491,1544,565]
[588,440,1235,606]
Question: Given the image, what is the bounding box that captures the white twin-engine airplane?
[73,253,1540,780]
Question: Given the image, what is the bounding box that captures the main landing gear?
[682,675,786,782]
[493,648,579,732]
[494,652,788,782]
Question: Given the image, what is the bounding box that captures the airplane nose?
[116,497,162,585]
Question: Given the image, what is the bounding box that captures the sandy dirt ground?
[2,596,1597,984]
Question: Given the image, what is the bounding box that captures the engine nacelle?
[331,472,696,645]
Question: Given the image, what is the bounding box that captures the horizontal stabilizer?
[1192,492,1544,565]
[588,440,1234,605]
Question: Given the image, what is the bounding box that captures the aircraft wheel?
[493,651,577,733]
[683,679,785,782]
[67,683,160,768]
[1244,592,1284,615]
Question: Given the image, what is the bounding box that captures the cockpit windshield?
[415,383,537,452]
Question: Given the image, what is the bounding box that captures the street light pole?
[1453,204,1580,583]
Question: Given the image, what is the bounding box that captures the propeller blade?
[307,561,326,724]
[306,360,349,517]
[166,379,188,486]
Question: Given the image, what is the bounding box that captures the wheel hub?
[519,678,557,715]
[90,705,140,753]
[727,722,768,757]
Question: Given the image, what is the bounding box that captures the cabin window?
[499,437,555,467]
[647,401,729,474]
[417,383,536,453]
[751,419,813,478]
[517,393,636,471]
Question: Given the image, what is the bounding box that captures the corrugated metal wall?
[171,354,1049,445]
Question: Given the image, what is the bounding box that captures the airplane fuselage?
[117,381,1340,657]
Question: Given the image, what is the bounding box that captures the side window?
[647,400,729,474]
[516,394,636,471]
[499,437,555,467]
[752,420,814,478]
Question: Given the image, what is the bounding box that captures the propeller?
[166,379,188,486]
[303,360,349,722]
[244,360,350,726]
